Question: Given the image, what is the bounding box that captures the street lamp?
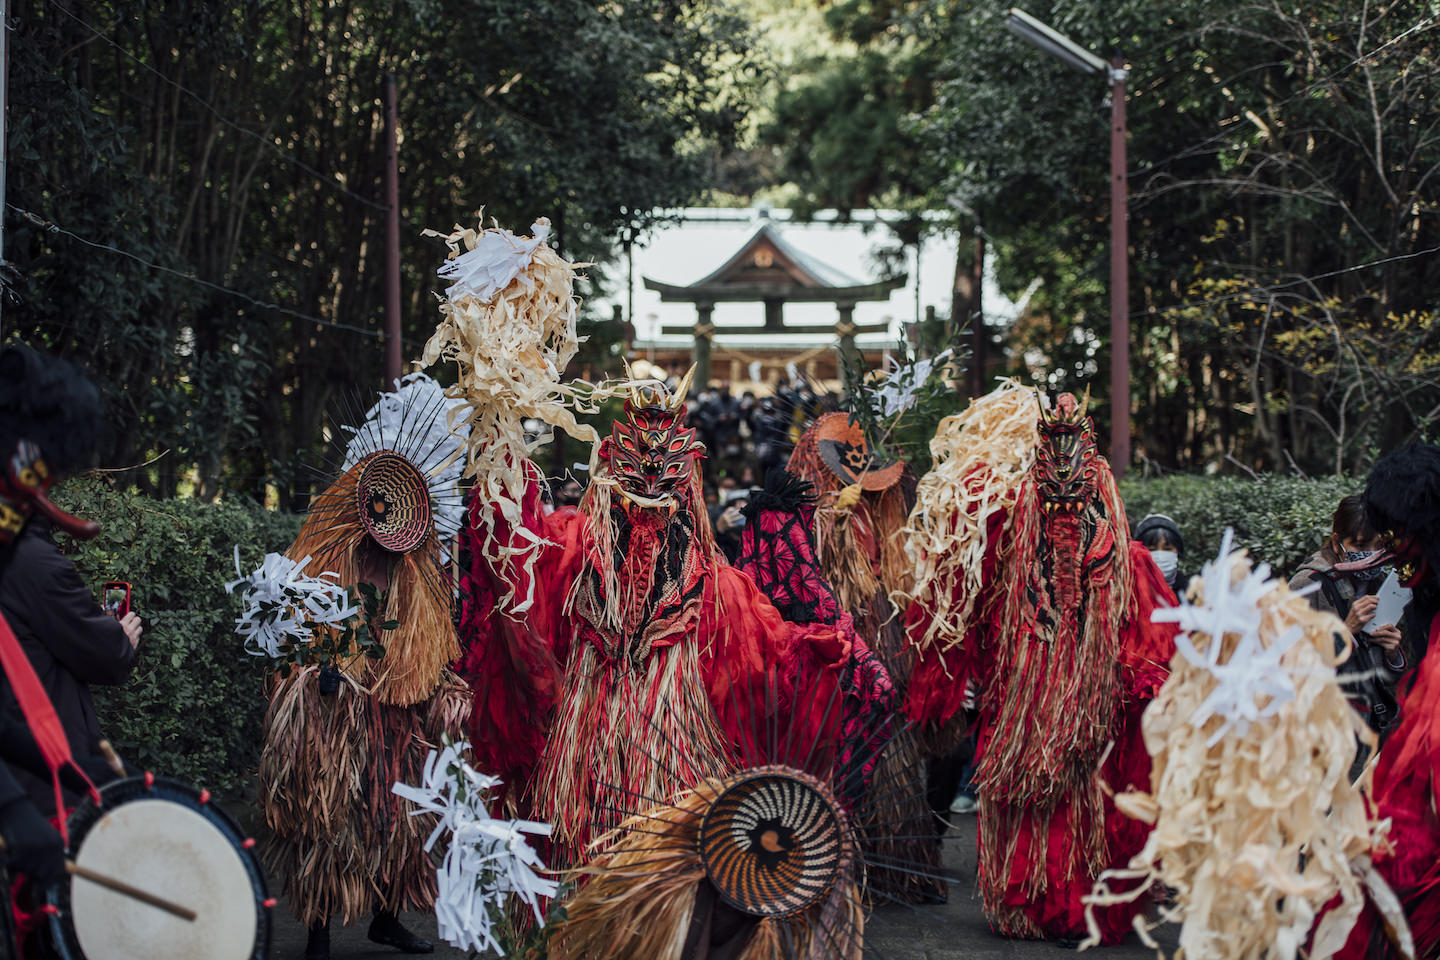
[1006,8,1131,477]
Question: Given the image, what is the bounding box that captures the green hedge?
[52,478,300,796]
[1120,474,1359,587]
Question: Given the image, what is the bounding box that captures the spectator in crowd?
[709,483,749,564]
[552,476,584,518]
[1134,513,1185,592]
[1289,494,1409,757]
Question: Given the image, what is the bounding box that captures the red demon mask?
[1033,391,1102,511]
[602,369,705,503]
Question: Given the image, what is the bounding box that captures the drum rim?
[47,775,272,960]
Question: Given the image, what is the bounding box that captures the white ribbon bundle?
[225,547,358,659]
[1153,528,1309,745]
[393,741,555,955]
[873,348,953,418]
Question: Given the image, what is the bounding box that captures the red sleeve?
[1119,540,1178,702]
[902,509,1006,732]
[701,565,796,765]
[457,473,573,790]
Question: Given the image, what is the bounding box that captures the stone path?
[265,816,1171,959]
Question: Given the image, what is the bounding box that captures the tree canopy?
[746,0,1440,475]
[5,0,757,502]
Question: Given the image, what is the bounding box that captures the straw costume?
[1085,532,1411,960]
[250,375,471,959]
[781,414,944,902]
[903,383,1177,943]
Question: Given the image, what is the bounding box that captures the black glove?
[0,798,66,887]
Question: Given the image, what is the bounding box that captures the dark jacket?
[0,517,134,813]
[1289,550,1408,734]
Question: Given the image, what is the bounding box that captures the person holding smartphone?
[1289,493,1409,761]
[0,344,141,816]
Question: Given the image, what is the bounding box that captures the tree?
[5,0,758,503]
[911,0,1440,474]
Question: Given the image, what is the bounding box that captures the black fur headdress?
[1364,443,1440,585]
[0,342,101,472]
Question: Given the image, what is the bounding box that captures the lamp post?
[1006,8,1130,477]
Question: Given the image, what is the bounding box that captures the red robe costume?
[904,393,1177,942]
[456,381,867,866]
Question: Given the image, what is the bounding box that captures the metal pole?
[970,226,985,398]
[1108,54,1130,478]
[0,0,10,338]
[383,73,402,388]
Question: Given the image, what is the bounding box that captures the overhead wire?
[1127,244,1440,320]
[7,203,425,346]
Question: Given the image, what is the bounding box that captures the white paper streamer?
[874,348,953,418]
[224,546,358,659]
[393,741,555,954]
[1152,528,1306,745]
[437,220,550,304]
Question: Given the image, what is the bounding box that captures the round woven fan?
[698,765,849,918]
[354,452,432,553]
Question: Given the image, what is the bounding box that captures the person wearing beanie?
[1133,513,1185,590]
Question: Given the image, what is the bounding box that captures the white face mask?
[1150,549,1179,581]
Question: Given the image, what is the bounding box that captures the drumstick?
[0,837,196,922]
[97,740,126,778]
[66,862,198,922]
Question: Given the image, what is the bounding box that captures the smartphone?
[1364,570,1411,634]
[102,581,131,619]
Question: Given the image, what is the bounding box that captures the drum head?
[50,777,270,960]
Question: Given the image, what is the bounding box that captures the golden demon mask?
[1033,391,1101,511]
[602,367,705,503]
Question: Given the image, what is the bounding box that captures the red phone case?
[101,581,131,619]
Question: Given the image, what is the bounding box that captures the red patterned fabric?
[735,473,895,799]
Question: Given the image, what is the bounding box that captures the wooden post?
[383,73,402,388]
[836,301,860,396]
[694,302,714,386]
[1109,54,1130,477]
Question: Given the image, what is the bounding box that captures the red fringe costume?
[904,393,1176,942]
[457,383,864,868]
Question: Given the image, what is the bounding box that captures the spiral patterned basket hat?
[698,765,853,918]
[354,451,433,554]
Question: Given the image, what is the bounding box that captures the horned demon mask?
[601,368,705,505]
[1033,391,1102,510]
